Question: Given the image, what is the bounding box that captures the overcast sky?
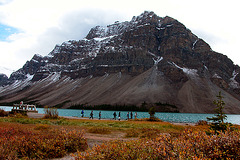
[0,0,239,77]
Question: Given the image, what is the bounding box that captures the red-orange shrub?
[0,125,87,159]
[75,129,240,159]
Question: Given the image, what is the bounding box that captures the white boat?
[12,101,38,113]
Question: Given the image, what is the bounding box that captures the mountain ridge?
[0,66,14,78]
[1,11,240,113]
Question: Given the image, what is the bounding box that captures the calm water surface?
[1,106,240,125]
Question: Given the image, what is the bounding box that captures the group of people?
[113,111,137,120]
[80,109,137,120]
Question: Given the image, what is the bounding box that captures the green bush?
[148,106,155,120]
[44,106,59,119]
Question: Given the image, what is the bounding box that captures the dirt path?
[27,112,45,118]
[85,131,137,148]
[53,131,135,160]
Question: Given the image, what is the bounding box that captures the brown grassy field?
[0,116,239,159]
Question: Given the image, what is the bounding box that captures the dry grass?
[1,116,239,159]
[0,122,87,159]
[75,129,240,159]
[88,127,112,134]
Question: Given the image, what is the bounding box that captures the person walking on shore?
[135,112,137,119]
[81,109,84,117]
[99,111,101,120]
[127,112,129,120]
[113,112,117,120]
[118,112,121,121]
[90,111,93,119]
[130,112,133,119]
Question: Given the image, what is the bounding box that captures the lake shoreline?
[2,106,240,125]
[27,112,196,126]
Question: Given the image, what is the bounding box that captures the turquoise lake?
[1,106,240,125]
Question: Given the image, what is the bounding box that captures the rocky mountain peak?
[131,11,160,23]
[0,74,8,86]
[86,11,163,40]
[161,16,176,24]
[32,54,43,61]
[85,26,106,39]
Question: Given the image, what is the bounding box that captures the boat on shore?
[11,101,38,113]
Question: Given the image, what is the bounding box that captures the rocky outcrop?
[1,11,240,113]
[0,74,8,86]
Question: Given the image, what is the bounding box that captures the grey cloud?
[58,8,128,39]
[33,8,127,56]
[192,29,228,48]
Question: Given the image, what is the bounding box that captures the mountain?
[1,11,240,113]
[0,74,8,86]
[0,66,14,86]
[0,66,14,78]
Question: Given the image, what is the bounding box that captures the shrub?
[0,109,8,117]
[147,117,162,122]
[125,128,162,138]
[74,134,175,160]
[10,112,27,118]
[173,129,240,159]
[34,124,50,130]
[74,129,240,159]
[196,120,208,126]
[139,128,161,138]
[0,125,88,159]
[133,117,162,122]
[44,106,59,119]
[148,106,155,120]
[125,128,140,137]
[88,127,111,134]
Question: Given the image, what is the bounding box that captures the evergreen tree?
[148,106,155,120]
[207,91,228,133]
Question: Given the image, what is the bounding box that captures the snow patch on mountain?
[203,65,208,70]
[0,74,33,93]
[38,72,61,87]
[192,39,199,50]
[26,74,34,81]
[31,59,39,63]
[153,57,163,65]
[229,70,240,88]
[148,52,163,64]
[171,62,198,76]
[93,35,116,42]
[212,73,222,79]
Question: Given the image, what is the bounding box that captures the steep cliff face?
[1,11,240,113]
